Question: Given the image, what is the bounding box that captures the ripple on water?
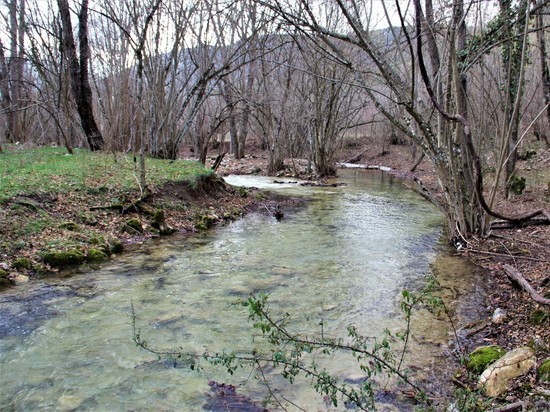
[0,170,486,411]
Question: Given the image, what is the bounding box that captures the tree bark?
[535,6,550,147]
[0,39,13,144]
[57,0,104,151]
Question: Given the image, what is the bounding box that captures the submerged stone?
[13,274,29,285]
[467,345,506,374]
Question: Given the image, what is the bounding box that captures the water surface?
[0,170,480,410]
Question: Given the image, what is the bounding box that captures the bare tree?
[57,0,104,151]
[256,0,548,240]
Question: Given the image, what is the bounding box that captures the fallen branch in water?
[503,264,550,305]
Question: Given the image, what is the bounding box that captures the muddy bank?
[0,173,299,290]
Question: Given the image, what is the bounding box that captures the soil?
[1,137,549,409]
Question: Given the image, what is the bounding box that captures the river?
[0,169,484,411]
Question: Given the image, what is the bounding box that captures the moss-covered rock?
[530,309,549,325]
[508,174,526,196]
[467,345,506,374]
[13,257,32,270]
[195,214,217,231]
[150,210,175,236]
[0,269,11,290]
[78,212,98,226]
[151,210,165,229]
[86,249,109,263]
[538,358,550,383]
[105,236,123,254]
[59,221,79,231]
[42,250,85,268]
[121,219,143,234]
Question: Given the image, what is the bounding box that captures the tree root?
[90,192,152,215]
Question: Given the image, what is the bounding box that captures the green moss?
[121,219,143,234]
[508,174,526,196]
[42,249,85,268]
[0,268,10,289]
[467,345,506,374]
[236,186,249,197]
[89,235,104,245]
[150,210,175,235]
[0,277,11,290]
[518,149,536,161]
[13,257,32,270]
[78,212,98,226]
[538,358,550,383]
[530,309,549,325]
[150,210,165,229]
[195,214,217,231]
[103,236,123,255]
[86,249,109,263]
[59,221,79,231]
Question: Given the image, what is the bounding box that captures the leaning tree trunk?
[58,0,104,151]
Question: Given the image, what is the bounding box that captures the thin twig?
[466,249,548,262]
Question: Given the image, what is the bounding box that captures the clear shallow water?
[0,170,478,411]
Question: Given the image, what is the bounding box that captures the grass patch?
[0,145,213,202]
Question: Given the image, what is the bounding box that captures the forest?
[1,0,550,410]
[1,0,548,237]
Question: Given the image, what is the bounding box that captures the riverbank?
[1,142,548,409]
[0,146,294,290]
[213,140,550,409]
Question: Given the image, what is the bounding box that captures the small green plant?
[132,291,436,410]
[451,388,492,412]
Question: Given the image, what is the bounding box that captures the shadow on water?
[0,285,79,338]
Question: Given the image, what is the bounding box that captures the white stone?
[478,347,536,397]
[492,308,506,324]
[13,274,29,285]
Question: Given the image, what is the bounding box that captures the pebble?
[492,308,507,324]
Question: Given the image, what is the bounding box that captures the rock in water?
[13,274,29,285]
[203,381,267,412]
[478,347,536,397]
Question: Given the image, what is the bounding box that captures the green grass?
[0,146,213,202]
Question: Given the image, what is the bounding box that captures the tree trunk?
[500,0,527,197]
[535,7,550,147]
[57,0,104,151]
[0,39,13,144]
